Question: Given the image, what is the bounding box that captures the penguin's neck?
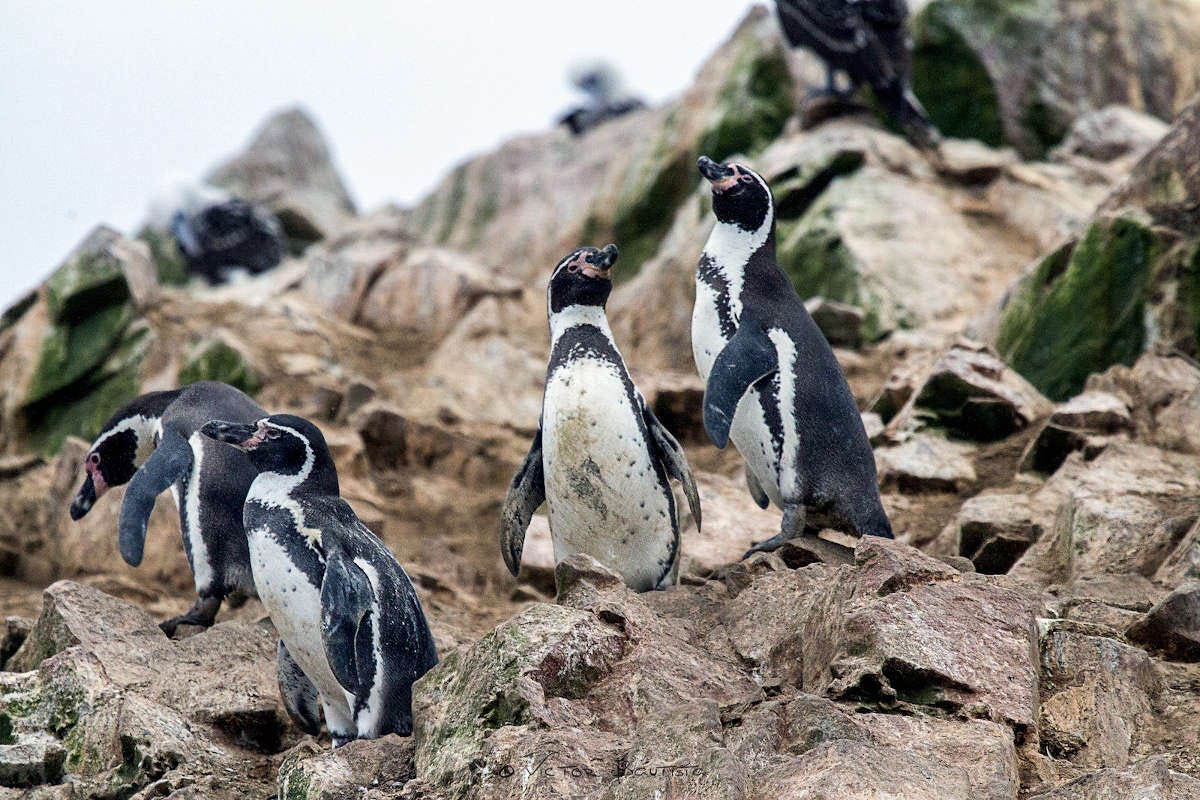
[549,304,615,344]
[700,218,777,315]
[250,447,340,509]
[93,413,164,474]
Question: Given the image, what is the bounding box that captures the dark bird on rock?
[776,0,940,148]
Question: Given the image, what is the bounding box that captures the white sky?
[0,0,757,308]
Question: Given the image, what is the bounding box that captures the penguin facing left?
[500,244,701,592]
[69,381,263,634]
[201,413,438,746]
[693,155,893,557]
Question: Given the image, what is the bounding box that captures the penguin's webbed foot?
[159,595,223,637]
[331,733,358,749]
[741,530,794,560]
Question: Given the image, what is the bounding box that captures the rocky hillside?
[2,4,1200,799]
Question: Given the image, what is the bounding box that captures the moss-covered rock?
[696,31,795,162]
[178,338,260,396]
[996,217,1161,400]
[777,200,887,342]
[912,0,1200,157]
[136,227,189,286]
[911,0,1008,147]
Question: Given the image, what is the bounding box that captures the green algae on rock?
[997,217,1160,401]
[178,338,260,396]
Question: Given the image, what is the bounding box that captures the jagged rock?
[177,336,260,396]
[997,101,1200,399]
[0,733,66,788]
[1157,518,1200,588]
[804,297,865,349]
[876,433,977,493]
[207,107,356,247]
[757,739,971,799]
[1038,619,1161,768]
[407,7,793,283]
[1021,390,1132,473]
[276,736,415,800]
[859,714,1020,800]
[1,227,158,454]
[0,582,284,798]
[827,571,1039,728]
[1027,756,1200,799]
[935,138,1018,185]
[911,341,1051,440]
[956,492,1041,574]
[1038,444,1200,582]
[1054,105,1170,162]
[911,0,1200,155]
[1048,574,1167,633]
[1126,582,1200,661]
[854,536,959,596]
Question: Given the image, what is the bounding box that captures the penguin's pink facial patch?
[85,453,108,495]
[239,423,271,451]
[709,166,741,194]
[580,262,611,280]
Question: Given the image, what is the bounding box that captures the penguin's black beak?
[697,155,736,184]
[200,420,262,451]
[582,243,618,279]
[69,475,97,521]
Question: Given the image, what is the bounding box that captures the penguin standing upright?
[775,0,939,147]
[201,414,438,747]
[501,244,701,592]
[692,156,892,557]
[69,381,322,736]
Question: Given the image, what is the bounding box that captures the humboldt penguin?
[201,414,438,746]
[693,156,892,556]
[500,244,701,591]
[69,381,262,633]
[776,0,939,147]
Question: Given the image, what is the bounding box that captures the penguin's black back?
[742,243,890,536]
[776,0,909,89]
[163,382,265,594]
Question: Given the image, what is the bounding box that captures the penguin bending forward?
[693,156,893,557]
[501,244,701,592]
[69,381,265,633]
[202,414,437,746]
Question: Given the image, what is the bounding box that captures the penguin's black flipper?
[641,402,702,533]
[321,548,375,696]
[500,425,546,577]
[745,467,771,510]
[117,431,192,567]
[277,640,321,735]
[703,325,780,449]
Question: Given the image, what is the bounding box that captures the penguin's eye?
[739,174,754,184]
[88,453,101,466]
[567,264,581,273]
[266,429,282,440]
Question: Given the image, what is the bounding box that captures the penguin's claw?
[741,531,793,560]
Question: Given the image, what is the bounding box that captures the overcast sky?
[0,0,757,308]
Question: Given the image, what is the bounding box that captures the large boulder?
[911,0,1200,156]
[994,99,1200,399]
[0,582,285,798]
[207,107,356,248]
[0,228,158,455]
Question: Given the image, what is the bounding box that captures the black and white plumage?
[170,198,284,285]
[501,245,701,592]
[69,381,264,634]
[557,62,647,136]
[776,0,939,147]
[201,414,437,747]
[693,156,893,556]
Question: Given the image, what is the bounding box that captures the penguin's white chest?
[247,526,349,709]
[541,357,674,591]
[691,275,786,508]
